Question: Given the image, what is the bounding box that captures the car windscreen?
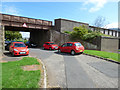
[14,43,26,47]
[75,43,82,46]
[50,43,55,45]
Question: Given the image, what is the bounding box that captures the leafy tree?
[70,25,88,40]
[5,31,22,41]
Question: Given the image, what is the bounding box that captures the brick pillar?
[119,32,120,37]
[103,29,105,34]
[115,31,116,37]
[112,30,114,36]
[0,25,5,58]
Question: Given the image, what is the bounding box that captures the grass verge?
[2,57,41,88]
[84,50,120,62]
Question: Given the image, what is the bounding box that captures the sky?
[1,0,119,38]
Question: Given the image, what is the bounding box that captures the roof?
[45,42,54,43]
[65,42,81,44]
[12,42,24,44]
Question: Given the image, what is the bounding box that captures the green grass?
[2,57,41,88]
[84,50,120,62]
[118,50,120,52]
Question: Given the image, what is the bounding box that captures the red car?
[9,42,29,56]
[58,42,84,55]
[43,42,58,50]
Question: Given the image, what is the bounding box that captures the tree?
[93,16,107,27]
[5,31,22,41]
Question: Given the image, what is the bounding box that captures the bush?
[83,32,102,41]
[70,25,88,40]
[88,29,93,33]
[64,31,71,34]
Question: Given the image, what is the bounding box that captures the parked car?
[25,41,37,48]
[5,41,23,50]
[5,41,11,50]
[58,42,84,55]
[9,42,29,56]
[43,42,58,50]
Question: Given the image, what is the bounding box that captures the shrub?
[83,31,102,41]
[64,31,71,34]
[70,25,88,40]
[88,29,93,33]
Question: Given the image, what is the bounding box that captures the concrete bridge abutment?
[30,30,51,47]
[0,25,5,58]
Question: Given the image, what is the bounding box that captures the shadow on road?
[54,51,82,56]
[4,51,28,57]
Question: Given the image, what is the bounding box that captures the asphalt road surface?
[29,48,119,88]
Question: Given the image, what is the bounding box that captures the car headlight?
[27,49,29,51]
[14,49,18,51]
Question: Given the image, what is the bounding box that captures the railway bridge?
[0,14,54,57]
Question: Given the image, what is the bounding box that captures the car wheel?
[80,52,83,54]
[49,47,52,50]
[58,49,61,53]
[43,47,45,50]
[71,50,75,55]
[12,52,14,57]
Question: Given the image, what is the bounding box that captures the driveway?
[29,48,119,88]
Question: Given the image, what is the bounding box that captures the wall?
[0,25,4,58]
[55,18,120,37]
[50,29,70,46]
[50,29,100,50]
[101,37,119,53]
[55,18,89,33]
[30,30,50,47]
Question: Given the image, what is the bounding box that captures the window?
[14,43,26,47]
[62,43,67,47]
[50,43,55,45]
[67,43,73,46]
[45,43,49,45]
[75,43,81,46]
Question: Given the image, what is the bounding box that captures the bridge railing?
[89,26,120,37]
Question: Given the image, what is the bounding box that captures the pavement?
[1,51,28,62]
[1,48,119,88]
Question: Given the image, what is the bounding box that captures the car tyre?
[80,52,83,54]
[71,50,75,55]
[58,49,61,53]
[49,47,52,50]
[43,47,45,50]
[12,52,14,57]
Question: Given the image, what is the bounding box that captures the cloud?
[1,5,21,15]
[82,0,118,12]
[104,22,118,29]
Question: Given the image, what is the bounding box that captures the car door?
[44,43,49,49]
[61,43,67,52]
[66,43,73,52]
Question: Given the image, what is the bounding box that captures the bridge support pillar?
[0,25,5,58]
[30,30,50,47]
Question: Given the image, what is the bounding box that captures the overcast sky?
[1,0,119,38]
